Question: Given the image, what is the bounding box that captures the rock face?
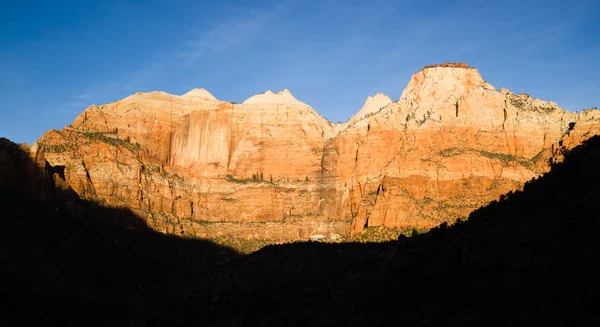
[30,63,600,239]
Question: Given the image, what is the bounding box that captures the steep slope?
[354,93,393,121]
[330,93,393,135]
[32,63,600,240]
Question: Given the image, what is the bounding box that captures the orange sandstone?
[28,66,600,240]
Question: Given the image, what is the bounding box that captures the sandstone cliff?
[30,63,600,240]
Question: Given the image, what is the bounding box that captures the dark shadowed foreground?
[1,136,600,326]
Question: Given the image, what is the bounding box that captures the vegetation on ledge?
[423,62,474,69]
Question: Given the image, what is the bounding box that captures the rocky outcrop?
[242,89,310,107]
[29,64,600,239]
[329,65,599,234]
[330,93,393,136]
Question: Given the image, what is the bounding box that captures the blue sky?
[1,0,599,144]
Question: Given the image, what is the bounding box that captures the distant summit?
[401,62,487,107]
[242,89,309,106]
[182,88,218,101]
[353,93,393,121]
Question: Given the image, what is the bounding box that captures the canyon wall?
[30,64,600,239]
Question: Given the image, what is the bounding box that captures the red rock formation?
[29,66,600,240]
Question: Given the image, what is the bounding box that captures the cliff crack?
[455,101,459,118]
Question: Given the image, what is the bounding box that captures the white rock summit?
[353,93,393,122]
[242,89,309,106]
[329,93,393,136]
[182,88,218,101]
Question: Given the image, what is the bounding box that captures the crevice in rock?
[455,101,459,118]
[567,122,576,136]
[502,99,509,130]
[82,161,92,186]
[80,160,97,198]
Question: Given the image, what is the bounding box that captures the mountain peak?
[242,89,308,106]
[353,93,393,121]
[401,62,485,103]
[182,88,218,100]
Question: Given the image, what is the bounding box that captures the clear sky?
[1,0,599,144]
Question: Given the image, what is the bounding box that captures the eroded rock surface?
[30,64,600,239]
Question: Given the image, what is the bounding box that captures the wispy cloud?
[178,1,291,67]
[180,14,272,67]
